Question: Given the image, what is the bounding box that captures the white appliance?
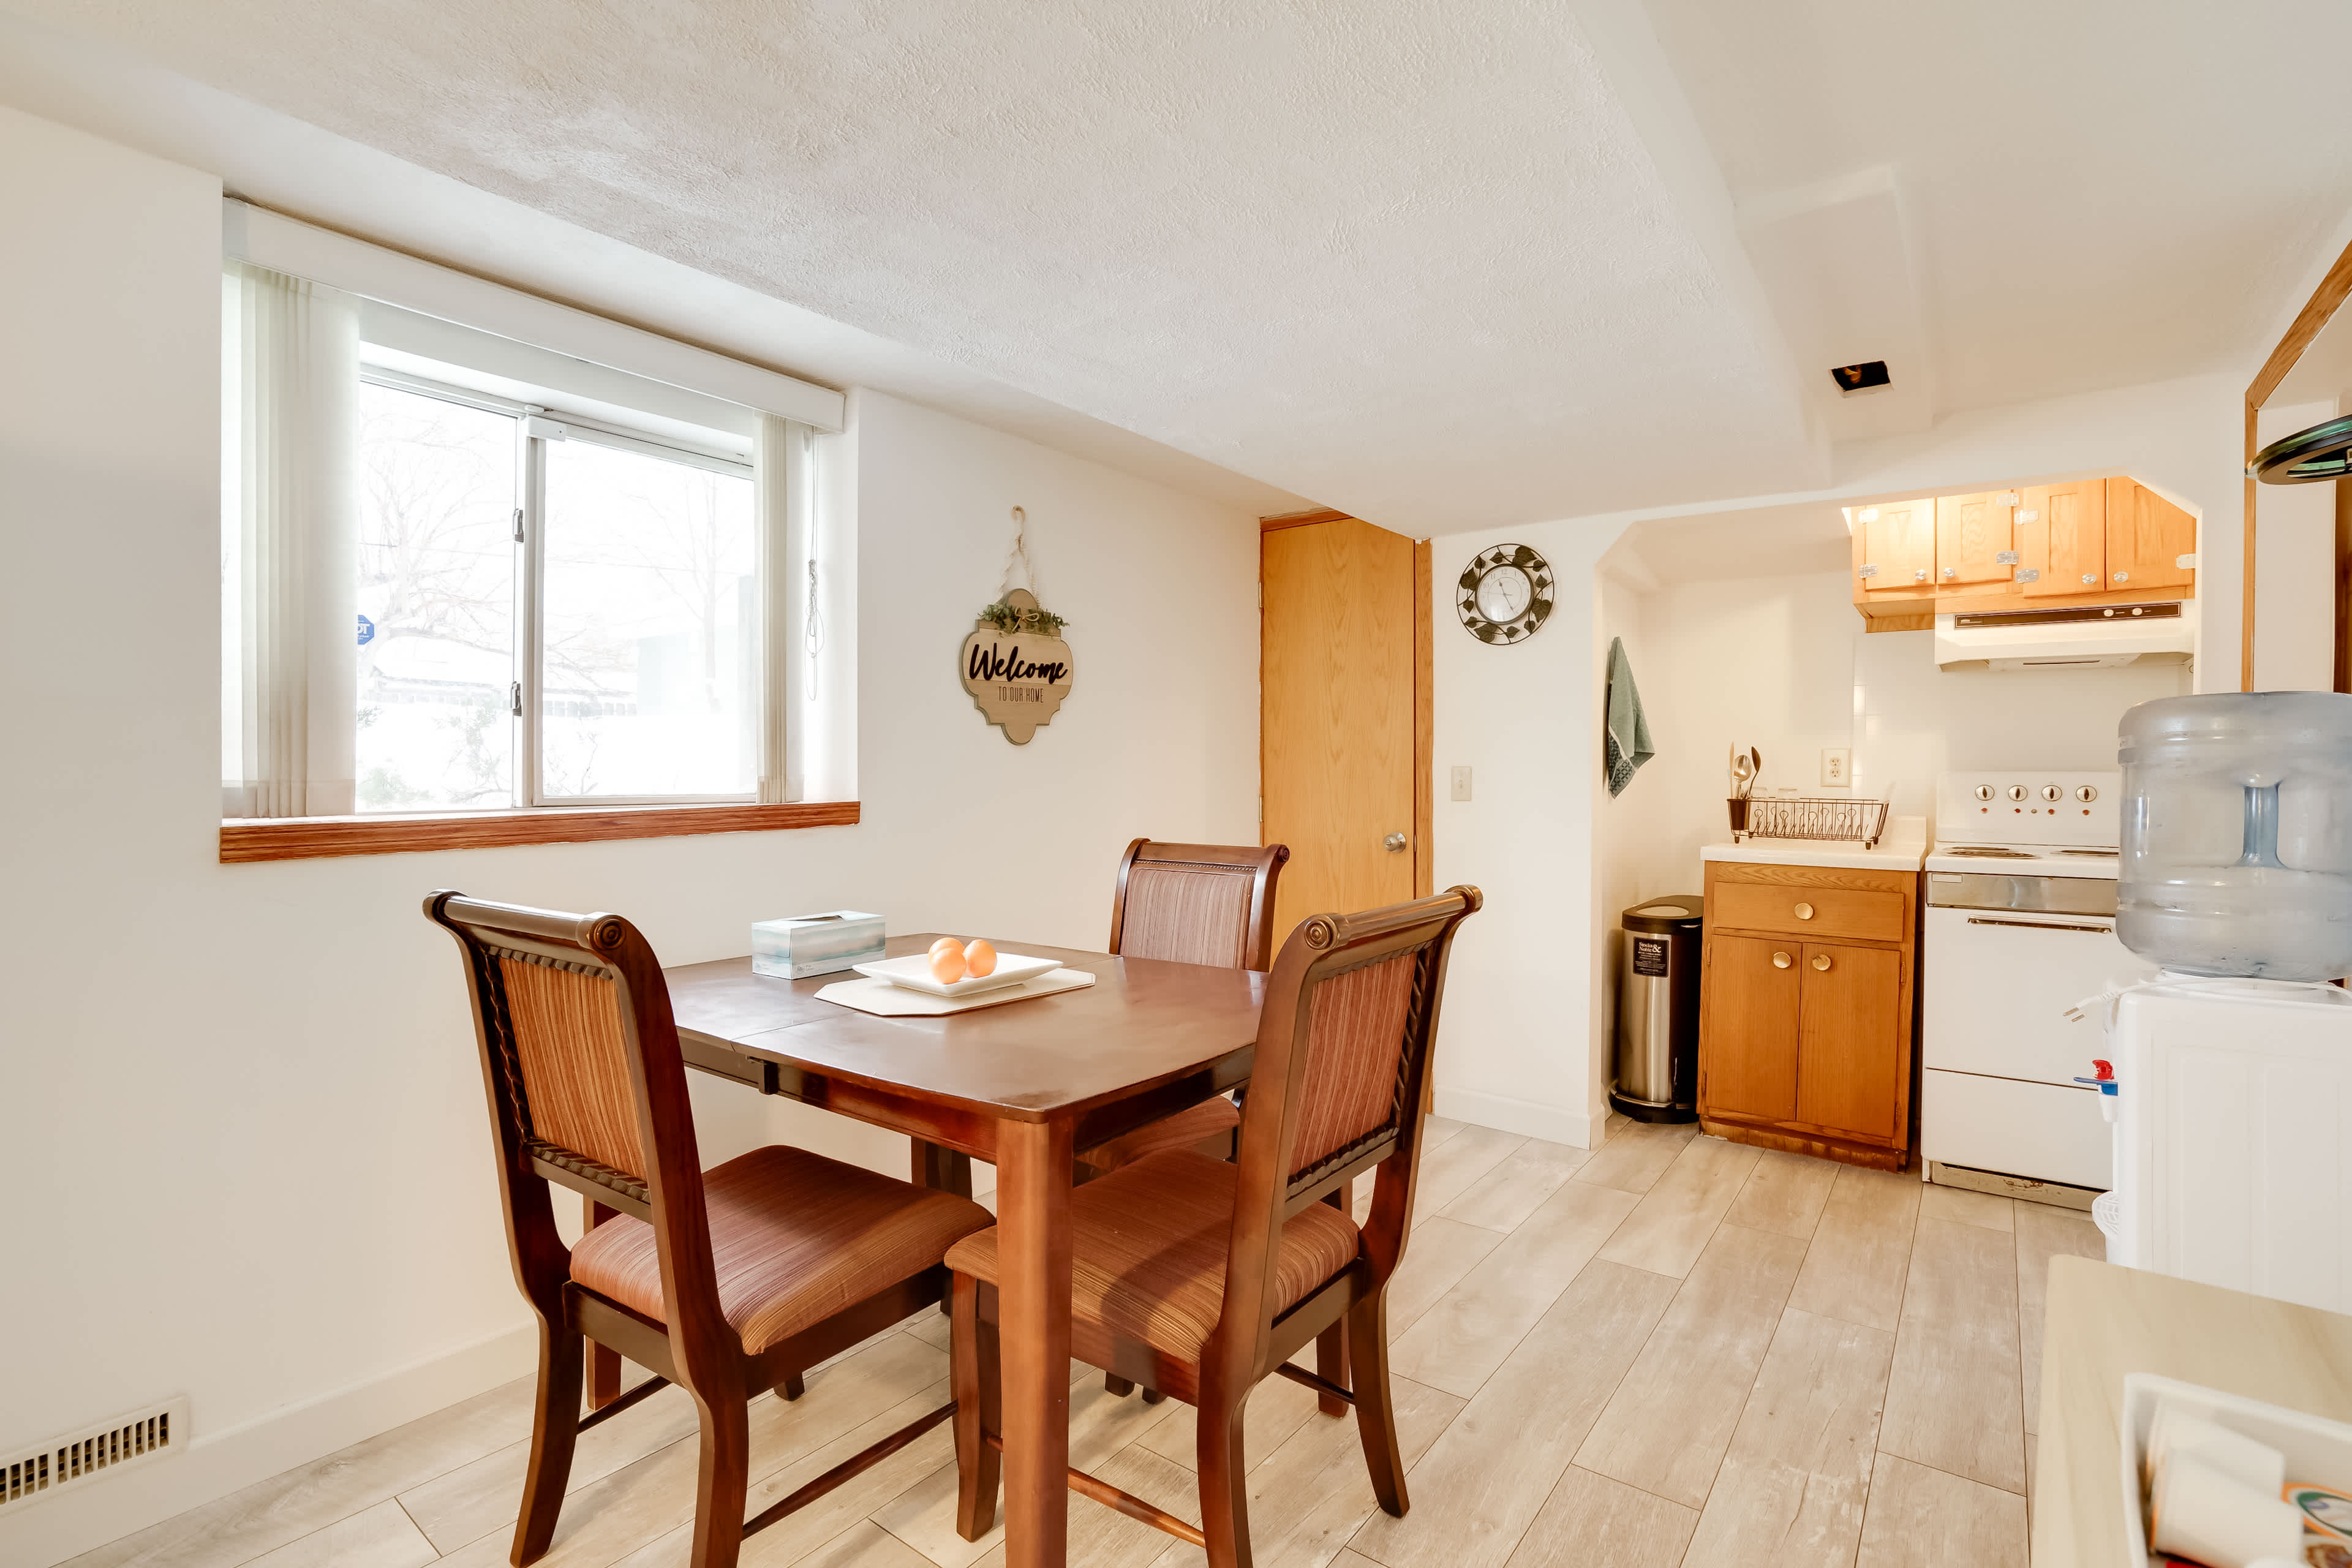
[1933,598,2196,671]
[2109,979,2352,1312]
[1921,771,2155,1194]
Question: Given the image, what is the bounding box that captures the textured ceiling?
[7,0,1820,530]
[1648,0,2352,418]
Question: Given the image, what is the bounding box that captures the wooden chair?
[1073,839,1290,1174]
[945,886,1483,1568]
[426,892,993,1568]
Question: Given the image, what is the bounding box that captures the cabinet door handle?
[1792,902,1815,920]
[1812,953,1833,971]
[1771,951,1792,968]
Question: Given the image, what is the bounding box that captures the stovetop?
[1929,770,2121,878]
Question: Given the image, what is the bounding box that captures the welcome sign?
[959,588,1074,744]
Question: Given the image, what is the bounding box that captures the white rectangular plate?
[851,951,1063,998]
[816,968,1095,1017]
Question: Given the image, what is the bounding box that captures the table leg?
[911,1137,975,1199]
[995,1118,1074,1568]
[584,1198,621,1411]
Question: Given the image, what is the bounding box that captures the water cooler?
[2098,692,2352,1311]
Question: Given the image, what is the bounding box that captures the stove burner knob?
[2075,785,2098,802]
[1973,785,1994,802]
[2007,785,2029,802]
[2041,785,2063,802]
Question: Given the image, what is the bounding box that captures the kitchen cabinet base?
[1700,1115,1909,1172]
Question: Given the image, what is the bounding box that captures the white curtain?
[754,414,812,804]
[229,263,359,818]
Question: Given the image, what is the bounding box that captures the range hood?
[1934,600,2196,671]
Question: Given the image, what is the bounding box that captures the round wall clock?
[1457,543,1554,644]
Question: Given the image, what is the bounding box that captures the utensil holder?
[1727,796,1750,837]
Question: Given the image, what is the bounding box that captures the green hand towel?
[1605,637,1654,797]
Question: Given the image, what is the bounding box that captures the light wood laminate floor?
[69,1118,2099,1568]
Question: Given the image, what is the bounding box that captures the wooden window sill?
[219,801,860,863]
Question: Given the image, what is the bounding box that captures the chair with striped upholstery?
[946,886,1482,1568]
[1074,839,1290,1175]
[426,892,991,1568]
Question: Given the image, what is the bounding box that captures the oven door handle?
[1963,916,2114,933]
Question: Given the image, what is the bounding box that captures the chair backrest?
[1212,886,1482,1382]
[424,892,731,1376]
[1108,839,1291,970]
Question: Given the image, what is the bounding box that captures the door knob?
[1771,951,1792,968]
[1812,954,1833,971]
[1384,832,1408,853]
[1793,902,1815,920]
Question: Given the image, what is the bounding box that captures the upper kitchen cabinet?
[1935,490,2019,587]
[2019,478,2106,598]
[1850,473,2196,626]
[1854,497,1937,597]
[2105,477,2197,594]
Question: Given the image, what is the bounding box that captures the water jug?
[2117,692,2352,979]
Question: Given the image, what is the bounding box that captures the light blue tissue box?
[751,911,885,979]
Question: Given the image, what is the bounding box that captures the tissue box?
[752,911,884,979]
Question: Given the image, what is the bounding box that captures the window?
[219,252,837,856]
[353,375,756,812]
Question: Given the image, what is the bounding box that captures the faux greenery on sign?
[980,600,1070,636]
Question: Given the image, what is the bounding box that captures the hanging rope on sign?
[999,506,1038,601]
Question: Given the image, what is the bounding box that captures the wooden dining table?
[660,932,1267,1568]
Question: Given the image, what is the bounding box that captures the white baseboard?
[1434,1086,1599,1149]
[4,1320,538,1568]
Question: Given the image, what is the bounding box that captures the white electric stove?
[1920,771,2155,1197]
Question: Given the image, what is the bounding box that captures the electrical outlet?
[1822,748,1852,788]
[1450,765,1472,802]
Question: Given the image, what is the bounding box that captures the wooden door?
[1699,934,1801,1123]
[1936,491,2019,587]
[2105,478,2198,594]
[1262,517,1418,943]
[1857,498,1937,595]
[2019,480,2106,598]
[1793,941,1905,1142]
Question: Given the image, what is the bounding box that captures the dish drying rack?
[1730,796,1889,848]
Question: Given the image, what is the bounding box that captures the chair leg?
[1313,1321,1350,1418]
[782,1373,805,1402]
[1347,1295,1408,1517]
[1104,1373,1136,1397]
[1197,1395,1253,1568]
[513,1316,584,1564]
[952,1273,1002,1541]
[687,1395,750,1568]
[1141,1387,1166,1404]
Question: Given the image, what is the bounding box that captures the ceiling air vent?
[2,1398,189,1513]
[1830,360,1891,397]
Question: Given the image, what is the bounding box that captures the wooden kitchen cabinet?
[1698,860,1919,1170]
[2105,477,2197,594]
[1856,497,1938,597]
[2019,478,2107,598]
[1850,471,2196,626]
[1936,489,2019,587]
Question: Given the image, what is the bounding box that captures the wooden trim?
[1862,613,1936,634]
[1700,1116,1906,1171]
[1412,538,1433,900]
[2242,232,2352,694]
[1259,507,1351,532]
[222,799,859,862]
[2248,236,2352,410]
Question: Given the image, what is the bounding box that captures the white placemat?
[814,967,1096,1017]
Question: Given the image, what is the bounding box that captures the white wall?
[1430,372,2243,1150]
[2252,398,2340,692]
[0,107,1259,1567]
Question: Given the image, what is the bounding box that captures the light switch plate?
[1822,748,1852,788]
[1450,765,1472,802]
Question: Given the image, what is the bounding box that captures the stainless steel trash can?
[1610,895,1703,1124]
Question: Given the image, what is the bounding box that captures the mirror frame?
[2245,238,2352,692]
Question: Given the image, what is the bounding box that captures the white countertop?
[1700,815,1926,872]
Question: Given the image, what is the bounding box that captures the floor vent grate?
[2,1398,189,1512]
